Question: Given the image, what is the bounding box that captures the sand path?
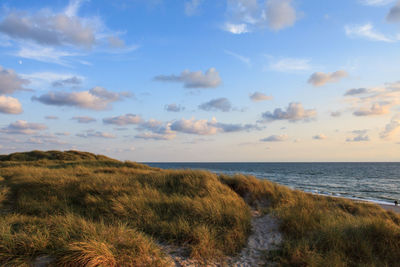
[164,209,282,267]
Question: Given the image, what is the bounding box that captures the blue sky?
[0,0,400,161]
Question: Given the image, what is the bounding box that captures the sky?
[0,0,400,162]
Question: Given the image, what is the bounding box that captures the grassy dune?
[0,150,399,266]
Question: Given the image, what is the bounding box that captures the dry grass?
[0,151,251,265]
[220,174,400,266]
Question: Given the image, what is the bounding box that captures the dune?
[0,150,399,266]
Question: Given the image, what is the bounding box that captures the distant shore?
[312,193,400,214]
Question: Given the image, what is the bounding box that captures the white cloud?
[346,130,370,142]
[171,118,219,135]
[154,68,221,89]
[353,103,391,116]
[0,65,30,94]
[380,114,400,139]
[0,1,133,66]
[52,76,82,87]
[1,120,47,135]
[223,23,250,34]
[135,120,176,140]
[344,88,370,96]
[260,134,288,142]
[65,0,86,17]
[170,117,259,135]
[249,92,273,102]
[345,23,394,42]
[265,0,297,31]
[0,0,99,48]
[223,0,299,34]
[261,102,316,122]
[0,11,95,48]
[0,95,23,114]
[103,114,143,125]
[345,81,400,116]
[22,71,84,89]
[16,45,79,65]
[165,103,184,112]
[268,57,311,72]
[308,70,348,87]
[198,98,232,112]
[32,86,130,110]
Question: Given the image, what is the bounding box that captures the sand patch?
[164,210,282,267]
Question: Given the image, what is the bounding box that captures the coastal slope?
[0,150,399,266]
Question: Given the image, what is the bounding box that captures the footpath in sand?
[165,200,400,267]
[165,209,282,267]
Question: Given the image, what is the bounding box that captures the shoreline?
[146,164,400,210]
[313,193,400,214]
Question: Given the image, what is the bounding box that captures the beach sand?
[379,204,400,214]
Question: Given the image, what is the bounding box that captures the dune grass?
[0,151,251,265]
[220,174,400,266]
[0,150,398,266]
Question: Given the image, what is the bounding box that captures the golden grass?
[220,174,400,266]
[0,151,251,265]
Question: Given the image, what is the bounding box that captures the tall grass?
[0,151,251,265]
[220,174,400,266]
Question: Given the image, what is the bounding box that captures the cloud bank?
[165,103,184,112]
[224,0,299,34]
[103,114,142,125]
[308,70,348,87]
[260,134,288,142]
[199,98,232,112]
[345,23,394,42]
[154,68,221,89]
[249,92,273,102]
[380,114,400,139]
[32,87,130,110]
[170,117,258,135]
[261,102,316,122]
[0,65,30,94]
[1,120,47,135]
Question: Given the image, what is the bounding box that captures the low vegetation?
[220,174,400,266]
[0,150,398,266]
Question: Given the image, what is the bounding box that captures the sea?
[145,162,400,205]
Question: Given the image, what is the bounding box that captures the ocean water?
[145,162,400,205]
